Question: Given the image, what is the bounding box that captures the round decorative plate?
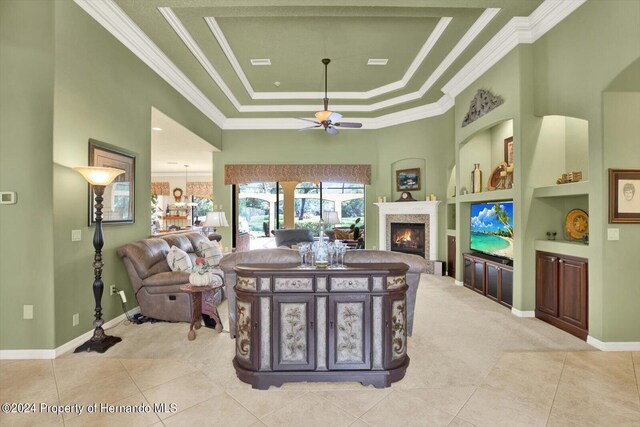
[565,209,589,240]
[487,162,507,191]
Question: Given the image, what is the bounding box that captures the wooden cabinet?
[462,253,513,308]
[535,251,588,340]
[447,235,456,278]
[233,263,409,389]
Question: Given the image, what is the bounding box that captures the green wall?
[0,0,222,350]
[0,0,56,350]
[213,112,454,256]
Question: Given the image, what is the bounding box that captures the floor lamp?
[72,166,125,353]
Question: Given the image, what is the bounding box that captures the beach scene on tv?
[470,202,514,260]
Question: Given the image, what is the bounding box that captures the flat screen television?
[470,201,514,260]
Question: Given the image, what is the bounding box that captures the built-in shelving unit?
[447,229,456,236]
[533,181,589,198]
[534,239,590,259]
[456,189,514,203]
[446,198,456,205]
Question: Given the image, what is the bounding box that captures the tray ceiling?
[75,0,585,129]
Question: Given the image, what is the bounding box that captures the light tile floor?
[1,275,639,426]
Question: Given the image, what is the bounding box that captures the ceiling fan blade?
[334,122,363,128]
[328,112,342,122]
[298,124,322,131]
[297,117,320,124]
[326,126,339,136]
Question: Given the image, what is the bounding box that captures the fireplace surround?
[375,201,440,266]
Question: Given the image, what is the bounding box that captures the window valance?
[187,182,213,198]
[224,164,371,185]
[151,182,170,196]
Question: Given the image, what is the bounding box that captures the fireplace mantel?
[374,201,441,261]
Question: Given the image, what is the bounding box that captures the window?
[238,182,282,237]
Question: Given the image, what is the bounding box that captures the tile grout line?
[50,359,66,427]
[544,352,568,426]
[119,359,164,426]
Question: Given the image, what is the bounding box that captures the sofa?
[117,232,223,322]
[219,248,428,337]
[273,229,314,248]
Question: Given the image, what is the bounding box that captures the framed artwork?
[396,168,421,192]
[88,139,135,225]
[504,136,514,165]
[609,168,640,223]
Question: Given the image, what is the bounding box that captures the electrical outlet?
[118,290,127,304]
[73,313,79,326]
[110,285,117,295]
[71,229,81,241]
[23,305,33,319]
[607,228,620,241]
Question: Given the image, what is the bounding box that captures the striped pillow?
[200,240,223,266]
[167,245,193,272]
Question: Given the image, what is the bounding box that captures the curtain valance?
[151,182,170,196]
[224,164,371,185]
[187,182,213,198]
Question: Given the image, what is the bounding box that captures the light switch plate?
[607,228,620,241]
[23,305,33,319]
[73,313,79,326]
[71,229,82,241]
[0,191,17,204]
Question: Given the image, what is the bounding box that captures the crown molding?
[73,0,226,127]
[441,0,586,98]
[75,0,585,130]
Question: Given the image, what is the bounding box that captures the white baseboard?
[454,280,463,287]
[587,335,640,351]
[0,307,140,360]
[511,308,535,317]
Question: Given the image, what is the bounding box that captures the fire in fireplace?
[390,223,425,257]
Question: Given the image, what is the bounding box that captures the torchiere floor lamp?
[73,166,125,353]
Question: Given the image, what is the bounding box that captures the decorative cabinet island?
[233,263,410,390]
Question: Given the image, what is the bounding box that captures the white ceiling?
[151,107,219,174]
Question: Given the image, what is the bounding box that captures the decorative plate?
[487,162,507,191]
[565,209,589,240]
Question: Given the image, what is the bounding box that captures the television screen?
[470,201,514,260]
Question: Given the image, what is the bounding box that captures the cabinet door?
[384,293,407,370]
[473,259,485,294]
[328,294,371,370]
[463,256,473,288]
[273,295,315,371]
[447,236,456,278]
[235,294,258,370]
[558,258,588,331]
[486,264,499,300]
[499,267,513,308]
[536,252,559,317]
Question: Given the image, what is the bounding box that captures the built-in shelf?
[534,239,590,259]
[447,229,456,236]
[533,181,589,198]
[447,197,456,205]
[456,189,514,203]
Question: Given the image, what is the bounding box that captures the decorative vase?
[472,163,483,193]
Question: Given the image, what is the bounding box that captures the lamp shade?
[315,110,332,122]
[73,166,124,186]
[322,210,341,225]
[203,211,229,228]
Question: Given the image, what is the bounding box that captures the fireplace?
[390,223,426,257]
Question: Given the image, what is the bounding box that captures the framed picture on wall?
[504,136,514,165]
[396,168,421,191]
[88,139,135,225]
[609,168,640,223]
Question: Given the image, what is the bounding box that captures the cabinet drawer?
[274,277,314,292]
[330,277,370,292]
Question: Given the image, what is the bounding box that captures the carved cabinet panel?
[385,293,407,369]
[328,294,371,370]
[235,295,258,370]
[273,295,315,371]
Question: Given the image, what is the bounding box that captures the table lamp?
[203,211,229,233]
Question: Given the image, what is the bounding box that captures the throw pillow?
[200,239,223,266]
[335,229,354,240]
[167,245,193,272]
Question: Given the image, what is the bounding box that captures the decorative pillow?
[167,245,193,272]
[200,239,223,266]
[335,229,354,240]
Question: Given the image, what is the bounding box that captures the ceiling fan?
[298,58,362,136]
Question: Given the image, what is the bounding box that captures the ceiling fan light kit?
[297,58,363,136]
